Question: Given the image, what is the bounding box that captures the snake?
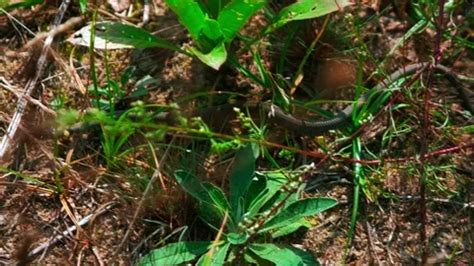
[69,63,473,136]
[264,62,473,135]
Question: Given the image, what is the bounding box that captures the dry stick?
[0,0,71,162]
[27,202,116,259]
[141,0,150,26]
[0,77,56,116]
[22,16,83,50]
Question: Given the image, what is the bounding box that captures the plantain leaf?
[249,243,317,266]
[260,198,337,232]
[228,144,258,220]
[196,242,231,266]
[164,0,206,41]
[190,42,228,70]
[217,0,267,41]
[68,22,182,53]
[270,217,311,239]
[140,241,212,265]
[269,0,353,32]
[246,171,286,217]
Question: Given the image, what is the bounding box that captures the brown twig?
[27,202,115,260]
[0,0,72,164]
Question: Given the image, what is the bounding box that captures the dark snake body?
[265,63,472,135]
[175,63,472,136]
[69,63,472,136]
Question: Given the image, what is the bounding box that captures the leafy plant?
[69,0,352,70]
[140,144,337,265]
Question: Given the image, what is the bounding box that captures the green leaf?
[249,243,316,266]
[217,0,267,41]
[164,0,206,41]
[174,171,229,227]
[68,22,183,53]
[79,0,86,12]
[140,241,212,265]
[1,0,43,10]
[270,0,353,31]
[174,170,212,203]
[260,198,337,232]
[228,144,258,220]
[226,232,248,245]
[190,42,228,70]
[201,183,230,226]
[201,17,224,41]
[246,172,286,216]
[270,217,311,239]
[199,202,228,229]
[196,242,230,266]
[206,0,231,18]
[286,246,320,266]
[203,182,230,213]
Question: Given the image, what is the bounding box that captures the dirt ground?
[0,1,473,265]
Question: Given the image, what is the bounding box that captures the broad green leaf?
[201,183,231,226]
[261,198,337,232]
[174,173,228,227]
[228,144,258,220]
[196,17,225,52]
[190,42,228,70]
[199,202,228,229]
[270,0,353,31]
[286,246,320,266]
[201,17,224,41]
[164,0,206,41]
[206,0,231,18]
[68,22,183,53]
[196,242,230,266]
[249,243,313,266]
[140,241,212,265]
[270,217,311,239]
[174,170,212,204]
[246,172,286,216]
[217,0,267,41]
[202,182,230,213]
[226,232,249,245]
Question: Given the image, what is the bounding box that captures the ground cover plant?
[0,0,473,265]
[140,144,337,264]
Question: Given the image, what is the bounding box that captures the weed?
[140,144,337,265]
[69,1,352,70]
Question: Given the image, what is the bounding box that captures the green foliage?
[265,0,353,34]
[249,243,319,265]
[164,0,266,69]
[0,0,43,10]
[140,241,213,265]
[69,22,184,52]
[69,1,349,70]
[78,0,86,13]
[140,144,337,265]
